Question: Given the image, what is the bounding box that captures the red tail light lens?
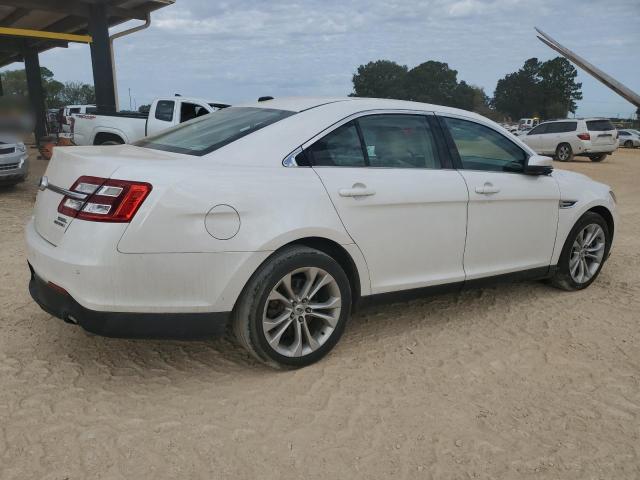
[58,176,152,222]
[577,133,590,140]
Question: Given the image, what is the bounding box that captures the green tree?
[58,81,95,106]
[351,60,408,99]
[1,66,56,98]
[0,67,95,108]
[404,61,459,106]
[351,59,477,111]
[538,57,582,118]
[493,57,582,120]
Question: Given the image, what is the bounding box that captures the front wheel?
[233,246,352,368]
[589,153,607,162]
[555,143,573,162]
[624,140,634,148]
[549,212,611,291]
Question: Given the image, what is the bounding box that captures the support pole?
[24,47,46,144]
[88,2,116,113]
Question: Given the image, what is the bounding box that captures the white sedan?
[27,97,617,368]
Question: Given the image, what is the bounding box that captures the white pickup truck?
[71,96,229,146]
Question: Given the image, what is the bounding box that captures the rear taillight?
[577,133,590,140]
[58,176,152,222]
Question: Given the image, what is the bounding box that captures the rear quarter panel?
[115,162,355,254]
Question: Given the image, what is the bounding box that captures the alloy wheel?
[558,145,570,161]
[262,267,342,357]
[569,223,606,284]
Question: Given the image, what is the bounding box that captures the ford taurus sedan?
[27,97,617,368]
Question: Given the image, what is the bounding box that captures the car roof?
[234,96,487,120]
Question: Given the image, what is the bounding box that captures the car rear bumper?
[28,264,230,338]
[580,143,617,154]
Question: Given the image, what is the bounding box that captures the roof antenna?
[258,96,274,102]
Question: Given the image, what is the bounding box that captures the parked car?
[518,117,539,130]
[27,97,617,368]
[59,104,96,133]
[618,129,640,148]
[71,96,230,146]
[0,135,28,186]
[520,118,618,162]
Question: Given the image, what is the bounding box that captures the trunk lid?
[33,145,178,246]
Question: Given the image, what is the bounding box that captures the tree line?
[351,57,582,121]
[1,67,95,108]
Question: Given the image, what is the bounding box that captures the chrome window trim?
[282,109,437,168]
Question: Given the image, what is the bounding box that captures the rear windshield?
[136,107,295,156]
[586,119,615,131]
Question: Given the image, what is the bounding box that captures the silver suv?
[0,135,29,186]
[520,118,618,162]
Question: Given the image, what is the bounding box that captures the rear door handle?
[475,182,500,195]
[339,183,376,198]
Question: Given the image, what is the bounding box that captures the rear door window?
[587,119,615,131]
[528,124,548,135]
[357,114,440,169]
[307,122,366,167]
[155,100,175,122]
[546,122,577,133]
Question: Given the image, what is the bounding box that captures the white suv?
[521,118,618,162]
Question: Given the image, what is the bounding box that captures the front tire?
[233,246,352,368]
[555,143,573,162]
[550,212,611,291]
[624,140,633,148]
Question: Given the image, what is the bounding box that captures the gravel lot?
[1,146,639,479]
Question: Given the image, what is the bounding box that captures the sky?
[4,0,639,118]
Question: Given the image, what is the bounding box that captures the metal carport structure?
[0,0,174,143]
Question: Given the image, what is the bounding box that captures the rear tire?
[94,133,125,146]
[589,153,607,162]
[555,143,573,162]
[624,140,633,148]
[232,245,352,369]
[549,212,611,291]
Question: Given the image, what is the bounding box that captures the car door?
[523,123,548,152]
[307,113,469,294]
[544,121,578,154]
[146,99,176,136]
[440,115,560,280]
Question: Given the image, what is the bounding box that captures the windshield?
[136,107,295,156]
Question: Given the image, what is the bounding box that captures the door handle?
[338,183,376,198]
[475,182,500,195]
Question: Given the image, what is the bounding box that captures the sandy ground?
[1,146,639,479]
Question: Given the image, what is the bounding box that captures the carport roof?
[0,0,174,68]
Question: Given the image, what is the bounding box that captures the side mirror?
[525,154,553,175]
